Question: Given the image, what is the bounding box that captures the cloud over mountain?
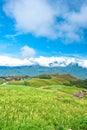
[0,55,87,68]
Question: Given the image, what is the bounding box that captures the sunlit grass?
[0,85,87,130]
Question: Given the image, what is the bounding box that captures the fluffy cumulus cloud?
[21,45,36,58]
[3,0,57,38]
[3,0,87,41]
[0,55,87,68]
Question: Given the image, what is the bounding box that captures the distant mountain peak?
[0,63,87,79]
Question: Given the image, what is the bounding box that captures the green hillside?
[0,84,87,130]
[8,74,79,88]
[2,74,86,90]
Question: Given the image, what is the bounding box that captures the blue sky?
[0,0,87,66]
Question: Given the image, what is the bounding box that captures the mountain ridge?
[0,63,87,79]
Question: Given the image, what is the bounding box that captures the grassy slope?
[29,77,63,87]
[8,77,63,87]
[8,74,78,87]
[0,85,87,130]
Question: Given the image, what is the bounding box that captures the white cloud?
[67,5,87,27]
[56,5,87,41]
[34,56,78,66]
[21,45,36,58]
[0,55,87,68]
[0,56,36,66]
[3,0,87,41]
[56,22,81,42]
[3,0,57,38]
[3,0,70,39]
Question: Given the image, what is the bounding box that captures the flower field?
[0,85,87,130]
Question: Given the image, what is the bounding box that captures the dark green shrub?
[24,81,30,86]
[69,79,87,89]
[38,74,52,79]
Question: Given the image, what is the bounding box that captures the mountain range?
[0,63,87,79]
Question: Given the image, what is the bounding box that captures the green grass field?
[8,77,63,87]
[0,84,87,130]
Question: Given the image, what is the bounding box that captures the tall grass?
[0,85,87,130]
